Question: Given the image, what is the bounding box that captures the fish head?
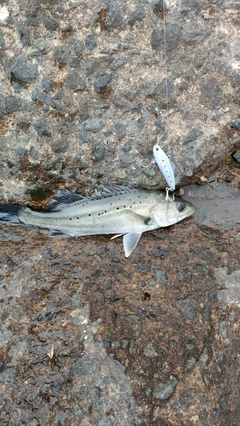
[152,197,196,227]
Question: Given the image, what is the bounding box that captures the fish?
[0,185,195,257]
[153,144,176,191]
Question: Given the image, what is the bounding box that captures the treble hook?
[165,187,175,201]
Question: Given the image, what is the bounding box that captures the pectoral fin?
[123,232,142,258]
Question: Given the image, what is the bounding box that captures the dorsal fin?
[94,184,136,197]
[47,190,91,211]
[47,185,136,211]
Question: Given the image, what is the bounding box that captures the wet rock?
[67,37,85,56]
[85,35,97,51]
[155,269,166,285]
[154,118,165,130]
[193,48,209,68]
[153,376,178,400]
[229,118,240,131]
[12,63,38,84]
[198,348,209,367]
[233,150,240,164]
[0,33,5,49]
[41,76,53,92]
[34,118,52,137]
[120,89,137,101]
[69,57,81,68]
[177,388,195,413]
[110,95,128,110]
[71,358,96,376]
[181,0,202,14]
[74,405,84,422]
[84,56,114,77]
[66,71,86,92]
[182,128,203,144]
[212,58,231,76]
[53,45,69,64]
[165,23,180,52]
[91,141,106,162]
[50,138,69,153]
[148,78,176,108]
[30,39,51,57]
[185,357,197,371]
[0,96,22,117]
[105,2,124,30]
[0,367,17,384]
[231,74,240,88]
[80,118,106,133]
[151,24,179,52]
[79,132,89,145]
[125,315,139,323]
[91,396,106,412]
[139,0,163,8]
[151,28,161,51]
[42,14,59,31]
[143,343,158,358]
[32,88,62,112]
[18,26,31,47]
[183,29,209,45]
[94,73,112,94]
[176,296,198,320]
[12,81,23,93]
[120,153,136,166]
[78,101,90,121]
[199,77,224,109]
[96,418,113,426]
[17,121,31,132]
[114,121,126,140]
[134,114,147,132]
[128,8,146,26]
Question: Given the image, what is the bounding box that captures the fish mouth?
[183,212,195,222]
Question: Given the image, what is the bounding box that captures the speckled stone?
[153,376,178,400]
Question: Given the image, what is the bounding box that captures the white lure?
[153,144,176,191]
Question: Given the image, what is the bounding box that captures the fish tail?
[0,205,26,225]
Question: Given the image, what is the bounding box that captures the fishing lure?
[153,144,176,199]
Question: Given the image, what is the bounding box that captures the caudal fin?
[0,205,24,225]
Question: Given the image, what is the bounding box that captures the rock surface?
[0,0,239,199]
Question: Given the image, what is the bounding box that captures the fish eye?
[178,202,186,212]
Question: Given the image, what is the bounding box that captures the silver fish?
[0,185,195,257]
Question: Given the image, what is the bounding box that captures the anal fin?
[123,232,142,258]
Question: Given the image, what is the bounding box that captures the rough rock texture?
[0,0,240,425]
[0,0,239,201]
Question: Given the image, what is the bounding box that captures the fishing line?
[163,0,169,140]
